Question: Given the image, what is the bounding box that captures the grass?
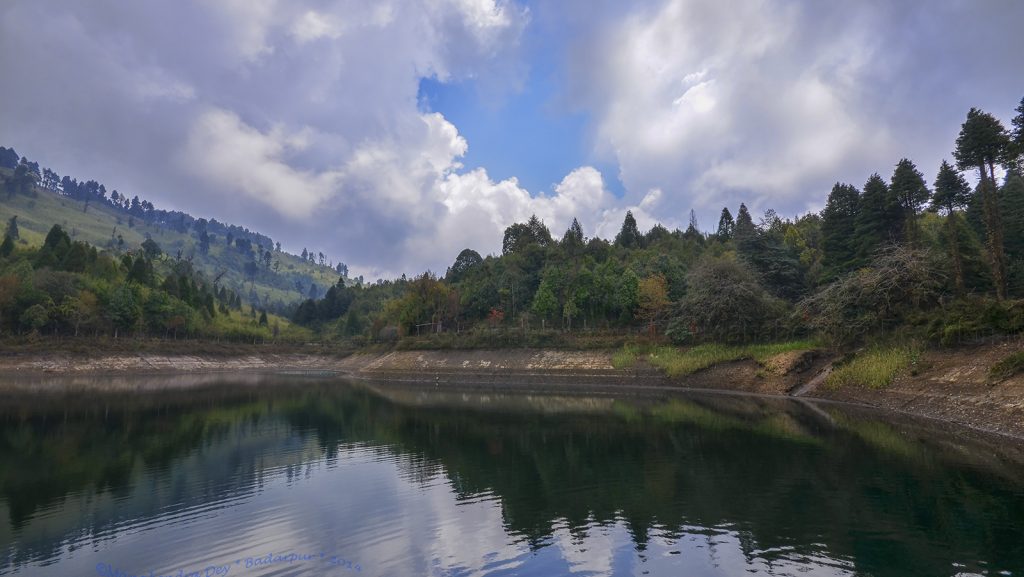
[612,340,819,376]
[989,350,1024,382]
[825,345,920,390]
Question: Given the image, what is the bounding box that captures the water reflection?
[0,376,1022,577]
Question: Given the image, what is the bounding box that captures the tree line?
[0,220,313,341]
[292,98,1024,347]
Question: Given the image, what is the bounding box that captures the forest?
[1,99,1022,349]
[293,99,1024,349]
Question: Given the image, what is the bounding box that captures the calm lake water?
[0,376,1023,577]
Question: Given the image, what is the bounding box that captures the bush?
[825,345,920,389]
[990,351,1024,382]
[618,340,819,377]
[799,246,944,346]
[667,256,788,344]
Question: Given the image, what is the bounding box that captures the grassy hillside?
[0,167,341,313]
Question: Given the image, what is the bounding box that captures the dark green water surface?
[0,375,1022,577]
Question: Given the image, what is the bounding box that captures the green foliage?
[799,246,944,346]
[989,351,1024,382]
[825,345,920,389]
[624,340,818,377]
[716,207,734,240]
[668,256,786,344]
[925,297,1024,346]
[889,158,930,241]
[954,108,1011,173]
[614,210,643,249]
[854,174,897,261]
[5,215,18,239]
[931,160,972,214]
[821,182,861,279]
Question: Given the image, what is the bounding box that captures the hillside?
[0,166,342,314]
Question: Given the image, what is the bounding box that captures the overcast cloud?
[1,0,1021,278]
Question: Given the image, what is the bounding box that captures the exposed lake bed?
[1,342,1023,439]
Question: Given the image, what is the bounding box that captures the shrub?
[989,351,1024,382]
[798,246,944,346]
[667,255,788,344]
[825,345,920,389]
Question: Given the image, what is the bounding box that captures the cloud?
[1,0,1021,278]
[180,108,341,219]
[561,0,1024,224]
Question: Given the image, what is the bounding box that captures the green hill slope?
[0,167,341,314]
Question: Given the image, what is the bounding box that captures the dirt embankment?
[0,343,1022,439]
[811,342,1024,439]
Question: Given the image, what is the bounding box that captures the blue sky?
[1,0,1022,277]
[417,75,624,199]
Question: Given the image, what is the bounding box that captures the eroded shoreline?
[1,344,1022,440]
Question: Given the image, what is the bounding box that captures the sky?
[1,0,1022,279]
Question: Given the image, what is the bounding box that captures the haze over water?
[1,377,1022,577]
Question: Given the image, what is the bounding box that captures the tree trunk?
[980,162,1007,300]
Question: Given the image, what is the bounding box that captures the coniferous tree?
[716,208,735,240]
[0,234,13,258]
[683,209,702,242]
[821,183,860,280]
[734,204,756,244]
[1000,171,1024,295]
[932,160,973,294]
[954,108,1011,299]
[5,216,18,239]
[614,211,642,249]
[562,218,585,250]
[889,158,930,245]
[854,174,895,262]
[1010,96,1024,171]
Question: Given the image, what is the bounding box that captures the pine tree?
[0,234,13,258]
[954,107,1011,299]
[4,216,18,239]
[1010,96,1024,172]
[614,211,643,249]
[854,174,895,262]
[821,183,861,280]
[932,160,973,294]
[562,218,585,250]
[716,208,735,240]
[889,158,930,245]
[1000,171,1024,295]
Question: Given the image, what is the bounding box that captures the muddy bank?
[809,342,1024,440]
[0,344,1022,440]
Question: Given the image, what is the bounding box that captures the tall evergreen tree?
[1000,171,1024,295]
[889,158,930,245]
[821,183,860,280]
[615,211,643,249]
[683,209,703,242]
[854,174,895,261]
[1010,96,1024,171]
[4,216,18,239]
[734,203,756,244]
[562,218,585,250]
[931,160,973,294]
[954,107,1011,299]
[0,234,13,258]
[716,208,735,240]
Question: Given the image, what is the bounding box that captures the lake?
[0,375,1022,577]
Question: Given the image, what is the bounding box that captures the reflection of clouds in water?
[0,435,912,577]
[551,518,619,575]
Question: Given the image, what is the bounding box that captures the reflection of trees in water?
[1,382,1023,577]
